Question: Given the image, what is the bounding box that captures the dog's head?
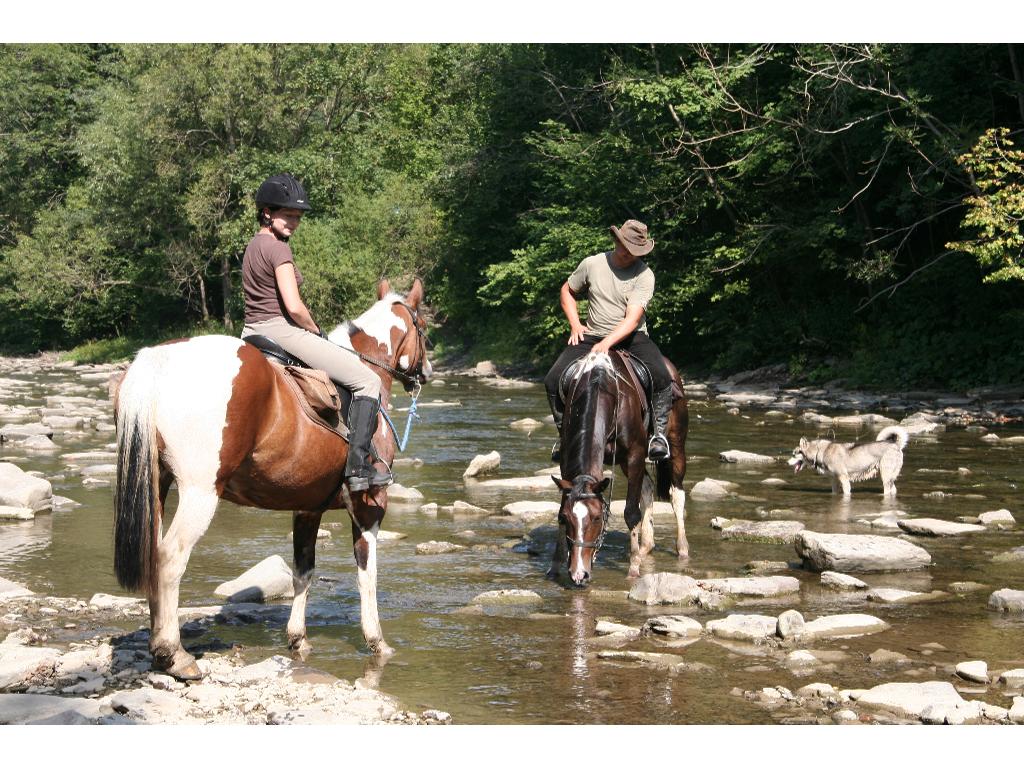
[788,437,813,473]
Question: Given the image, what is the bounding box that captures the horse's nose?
[571,570,591,587]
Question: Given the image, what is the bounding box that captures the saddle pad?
[273,363,349,441]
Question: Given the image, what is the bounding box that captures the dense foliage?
[1,43,1022,388]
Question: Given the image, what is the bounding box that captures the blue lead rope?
[379,384,421,452]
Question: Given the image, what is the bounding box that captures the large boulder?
[214,555,294,603]
[0,462,53,511]
[795,531,932,572]
[988,589,1024,613]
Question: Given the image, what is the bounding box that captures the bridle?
[350,301,429,392]
[561,474,612,553]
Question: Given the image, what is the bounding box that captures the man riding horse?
[544,219,674,463]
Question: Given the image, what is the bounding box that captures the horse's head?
[552,473,611,586]
[333,278,431,393]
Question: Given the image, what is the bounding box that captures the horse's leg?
[287,508,325,658]
[623,457,648,578]
[349,488,394,657]
[149,485,219,680]
[547,519,567,579]
[638,473,656,557]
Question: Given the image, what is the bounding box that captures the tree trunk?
[1009,44,1024,125]
[199,276,210,322]
[221,254,233,331]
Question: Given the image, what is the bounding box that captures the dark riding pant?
[543,331,673,402]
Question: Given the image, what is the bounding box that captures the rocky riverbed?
[2,352,1024,725]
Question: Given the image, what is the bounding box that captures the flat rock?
[705,614,778,643]
[463,451,500,478]
[690,478,739,499]
[509,418,544,431]
[997,669,1024,688]
[720,520,805,544]
[795,531,932,572]
[992,547,1024,563]
[897,518,985,537]
[415,541,466,555]
[821,571,868,590]
[594,620,640,638]
[452,500,490,515]
[0,646,61,690]
[719,450,776,464]
[801,613,889,639]
[0,424,54,439]
[0,505,35,520]
[470,589,543,606]
[105,686,195,723]
[214,555,294,603]
[697,575,800,598]
[868,649,912,664]
[956,660,989,683]
[388,483,425,501]
[856,681,965,719]
[468,475,560,491]
[948,581,987,593]
[979,509,1015,525]
[0,693,107,724]
[988,589,1024,613]
[642,615,703,638]
[502,501,560,519]
[0,577,33,599]
[87,593,144,611]
[627,573,703,605]
[0,462,53,510]
[866,588,945,604]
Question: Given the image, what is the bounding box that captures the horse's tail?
[114,347,161,596]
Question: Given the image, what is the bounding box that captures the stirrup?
[347,464,393,492]
[647,434,670,461]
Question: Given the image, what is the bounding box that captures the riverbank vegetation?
[2,43,1023,387]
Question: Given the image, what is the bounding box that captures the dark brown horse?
[549,351,688,585]
[112,279,429,680]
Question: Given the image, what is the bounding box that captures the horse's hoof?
[153,649,204,681]
[289,637,313,660]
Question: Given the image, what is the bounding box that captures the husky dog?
[788,426,910,497]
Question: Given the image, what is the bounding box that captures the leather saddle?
[558,350,655,426]
[244,335,351,440]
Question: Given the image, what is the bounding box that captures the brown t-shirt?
[241,233,304,324]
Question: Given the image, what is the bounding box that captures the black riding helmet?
[254,173,312,211]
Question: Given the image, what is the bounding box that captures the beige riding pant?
[242,316,381,399]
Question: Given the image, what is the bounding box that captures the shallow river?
[2,364,1023,724]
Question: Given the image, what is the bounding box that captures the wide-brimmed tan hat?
[610,219,655,257]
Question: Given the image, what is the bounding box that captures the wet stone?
[988,589,1024,613]
[897,518,986,537]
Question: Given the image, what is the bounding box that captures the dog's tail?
[876,425,909,450]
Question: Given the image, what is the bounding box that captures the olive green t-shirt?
[566,251,655,336]
[241,233,304,324]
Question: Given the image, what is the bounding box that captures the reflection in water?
[0,515,52,564]
[569,593,590,682]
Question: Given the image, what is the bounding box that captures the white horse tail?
[114,347,162,596]
[876,425,909,450]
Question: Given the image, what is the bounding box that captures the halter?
[562,473,613,552]
[348,301,430,390]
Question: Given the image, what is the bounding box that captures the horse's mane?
[326,292,405,348]
[563,353,617,479]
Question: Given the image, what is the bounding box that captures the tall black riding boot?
[345,395,392,491]
[547,393,565,463]
[647,385,673,461]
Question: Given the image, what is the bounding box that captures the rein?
[378,383,421,452]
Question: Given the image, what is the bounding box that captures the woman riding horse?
[240,173,389,491]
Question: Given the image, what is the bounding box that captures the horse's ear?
[406,277,424,309]
[596,477,611,493]
[552,475,573,492]
[376,279,391,300]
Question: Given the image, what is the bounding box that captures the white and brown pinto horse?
[550,351,688,586]
[112,279,430,680]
